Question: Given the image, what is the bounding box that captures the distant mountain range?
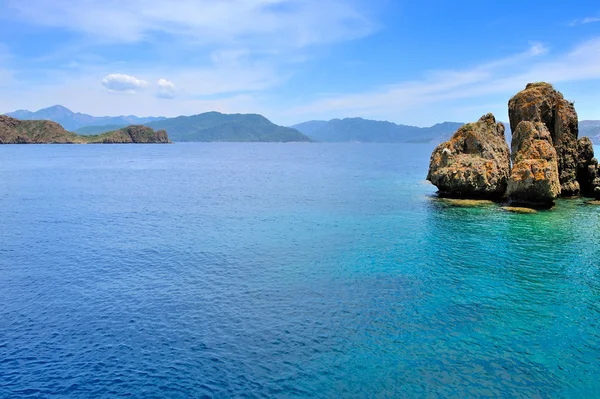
[291,118,465,143]
[6,105,166,131]
[292,118,598,145]
[4,105,599,144]
[581,121,600,144]
[5,106,310,143]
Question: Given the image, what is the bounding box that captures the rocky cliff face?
[508,82,580,195]
[0,115,170,144]
[507,122,561,206]
[577,137,600,198]
[427,113,510,198]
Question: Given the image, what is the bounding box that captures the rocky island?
[427,82,600,206]
[0,115,170,144]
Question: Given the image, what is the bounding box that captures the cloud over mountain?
[101,74,148,92]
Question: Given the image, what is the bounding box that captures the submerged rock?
[508,82,580,196]
[577,137,600,198]
[435,198,495,207]
[502,206,538,214]
[507,121,561,206]
[427,113,510,198]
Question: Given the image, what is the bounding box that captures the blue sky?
[0,0,599,126]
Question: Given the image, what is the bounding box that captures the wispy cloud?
[568,16,600,26]
[1,0,377,114]
[284,39,600,123]
[5,0,375,48]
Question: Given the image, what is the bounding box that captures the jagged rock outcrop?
[577,137,600,198]
[93,125,170,143]
[508,82,580,195]
[427,113,510,198]
[507,122,561,206]
[0,115,170,144]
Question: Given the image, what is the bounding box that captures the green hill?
[146,112,311,142]
[75,124,128,135]
[84,125,170,143]
[0,115,170,144]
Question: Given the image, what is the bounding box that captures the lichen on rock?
[507,121,561,206]
[508,82,580,196]
[427,113,510,199]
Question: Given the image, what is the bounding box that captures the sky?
[0,0,599,126]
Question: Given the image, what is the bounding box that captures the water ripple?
[1,143,599,397]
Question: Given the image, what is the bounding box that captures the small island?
[427,82,600,207]
[0,115,170,144]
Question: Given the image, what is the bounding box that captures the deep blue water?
[1,143,600,398]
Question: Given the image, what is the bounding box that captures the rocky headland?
[427,82,600,206]
[0,115,170,144]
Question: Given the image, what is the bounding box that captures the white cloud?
[101,73,148,92]
[157,78,176,99]
[5,0,375,48]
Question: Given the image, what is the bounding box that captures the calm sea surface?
[1,143,600,398]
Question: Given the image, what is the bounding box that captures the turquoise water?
[1,143,599,398]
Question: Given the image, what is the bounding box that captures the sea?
[1,143,599,398]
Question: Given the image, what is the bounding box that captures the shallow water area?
[502,206,538,214]
[434,198,496,207]
[1,143,600,398]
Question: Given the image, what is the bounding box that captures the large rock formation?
[0,115,170,144]
[427,113,510,198]
[508,82,580,195]
[507,122,561,206]
[428,82,598,205]
[577,137,600,199]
